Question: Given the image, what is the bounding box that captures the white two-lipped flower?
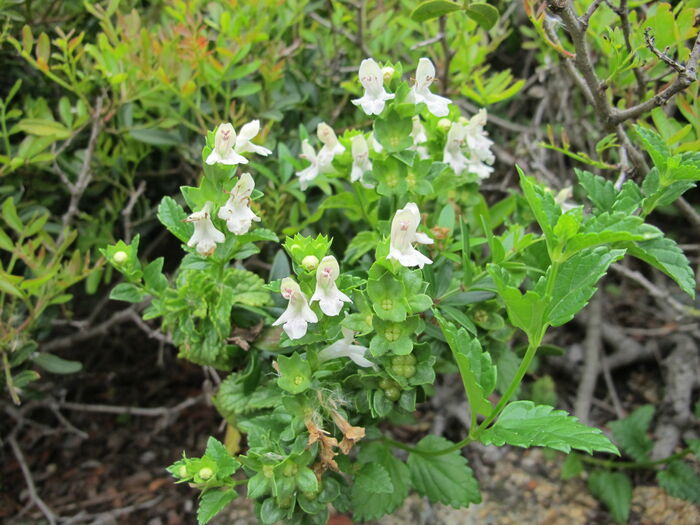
[443,120,469,175]
[217,172,260,235]
[310,256,352,316]
[410,116,429,159]
[296,123,345,190]
[185,202,225,256]
[387,202,433,268]
[273,277,318,340]
[352,58,395,115]
[318,327,373,368]
[464,109,495,180]
[205,121,271,166]
[350,134,372,184]
[408,58,452,117]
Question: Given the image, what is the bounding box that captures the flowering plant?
[104,54,698,525]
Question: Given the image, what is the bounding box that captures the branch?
[58,394,203,417]
[574,295,602,424]
[579,0,605,30]
[41,306,136,352]
[611,32,700,125]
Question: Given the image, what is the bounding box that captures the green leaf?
[465,3,500,30]
[565,213,659,255]
[276,353,311,394]
[352,443,410,522]
[436,315,495,416]
[480,401,619,454]
[547,247,625,326]
[344,231,380,264]
[157,196,191,243]
[353,463,393,495]
[411,0,462,22]
[2,197,23,232]
[587,471,632,524]
[611,180,643,214]
[627,237,695,298]
[109,282,147,303]
[489,266,546,340]
[374,111,412,153]
[560,454,583,480]
[407,435,481,508]
[130,128,180,146]
[518,167,561,249]
[143,258,168,293]
[197,489,237,525]
[609,404,654,462]
[657,461,700,504]
[231,82,261,97]
[634,125,670,171]
[32,353,82,374]
[17,118,71,139]
[576,169,616,212]
[204,437,240,477]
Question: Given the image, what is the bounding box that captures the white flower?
[234,120,272,157]
[185,202,225,256]
[272,277,318,340]
[352,58,395,115]
[443,121,470,175]
[370,132,383,153]
[466,159,494,180]
[408,58,452,117]
[386,202,433,268]
[296,139,320,190]
[464,109,494,165]
[310,256,352,316]
[350,135,372,183]
[318,327,372,368]
[317,122,345,168]
[206,123,248,166]
[217,173,260,235]
[410,116,430,159]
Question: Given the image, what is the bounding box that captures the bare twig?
[579,0,605,29]
[41,306,136,352]
[126,309,172,345]
[611,264,692,317]
[675,196,700,231]
[600,354,625,419]
[59,96,105,241]
[121,180,146,243]
[8,434,58,525]
[575,295,602,423]
[58,394,204,417]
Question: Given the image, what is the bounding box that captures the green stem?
[580,448,691,470]
[382,435,472,456]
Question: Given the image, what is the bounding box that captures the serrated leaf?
[354,463,393,494]
[436,315,495,416]
[214,375,282,417]
[657,461,700,504]
[407,435,481,508]
[225,269,270,307]
[352,444,410,521]
[609,404,654,462]
[587,471,632,524]
[465,3,500,30]
[411,0,462,22]
[489,265,546,340]
[576,169,616,212]
[565,213,659,254]
[204,437,240,477]
[158,196,191,243]
[197,489,237,525]
[635,125,670,171]
[627,237,695,298]
[480,401,619,454]
[518,167,561,249]
[547,247,625,326]
[611,180,643,214]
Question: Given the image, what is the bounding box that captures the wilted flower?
[319,327,372,368]
[273,277,318,339]
[206,123,248,166]
[310,256,352,316]
[234,120,272,157]
[352,58,395,115]
[331,409,366,454]
[185,202,225,256]
[350,134,372,183]
[408,58,452,117]
[217,172,260,235]
[387,202,433,268]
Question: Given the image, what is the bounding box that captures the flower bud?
[381,66,395,83]
[458,116,469,126]
[113,251,128,263]
[437,118,452,132]
[198,467,214,480]
[177,465,188,478]
[302,255,319,271]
